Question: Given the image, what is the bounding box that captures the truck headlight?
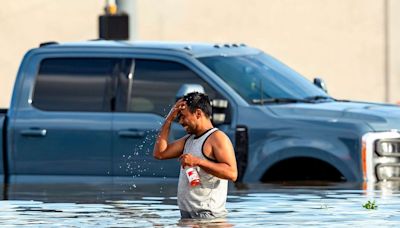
[376,164,400,181]
[375,139,400,156]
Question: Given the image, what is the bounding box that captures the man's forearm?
[153,99,185,160]
[153,120,172,159]
[197,159,238,182]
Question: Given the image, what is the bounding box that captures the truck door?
[112,58,231,182]
[10,57,122,183]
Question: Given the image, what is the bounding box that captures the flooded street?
[1,181,400,227]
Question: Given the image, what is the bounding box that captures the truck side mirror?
[175,84,205,101]
[211,99,229,125]
[175,84,230,125]
[313,77,328,93]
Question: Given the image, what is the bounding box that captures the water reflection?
[1,181,400,227]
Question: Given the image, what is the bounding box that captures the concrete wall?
[0,0,103,108]
[1,0,399,108]
[389,0,400,105]
[137,0,398,103]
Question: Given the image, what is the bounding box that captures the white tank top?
[177,128,228,217]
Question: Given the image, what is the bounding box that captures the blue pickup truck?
[1,40,400,186]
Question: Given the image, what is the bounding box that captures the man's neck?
[194,124,214,137]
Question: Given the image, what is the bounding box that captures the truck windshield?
[198,53,331,104]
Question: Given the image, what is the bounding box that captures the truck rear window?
[32,58,120,112]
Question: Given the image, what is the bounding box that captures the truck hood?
[267,101,400,131]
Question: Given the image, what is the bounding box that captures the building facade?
[1,0,399,108]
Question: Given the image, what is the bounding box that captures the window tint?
[33,58,121,112]
[120,59,220,116]
[199,53,328,103]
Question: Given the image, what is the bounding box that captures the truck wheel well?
[261,157,346,182]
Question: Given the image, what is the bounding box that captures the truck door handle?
[118,130,145,138]
[21,128,47,137]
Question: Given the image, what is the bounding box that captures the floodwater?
[1,181,400,227]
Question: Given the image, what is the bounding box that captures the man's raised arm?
[153,100,187,160]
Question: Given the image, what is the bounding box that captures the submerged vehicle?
[1,40,400,187]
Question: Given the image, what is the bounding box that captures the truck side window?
[122,59,219,116]
[32,58,121,112]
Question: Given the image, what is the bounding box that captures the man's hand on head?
[166,99,186,122]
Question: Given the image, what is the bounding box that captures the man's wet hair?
[182,92,212,118]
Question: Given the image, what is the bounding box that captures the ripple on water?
[1,183,400,226]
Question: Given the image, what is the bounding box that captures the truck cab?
[4,40,400,184]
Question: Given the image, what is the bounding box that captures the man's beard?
[183,125,193,134]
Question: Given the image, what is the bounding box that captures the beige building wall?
[137,0,396,103]
[0,0,103,108]
[389,0,400,105]
[1,0,399,108]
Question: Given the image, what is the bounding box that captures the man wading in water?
[153,92,237,219]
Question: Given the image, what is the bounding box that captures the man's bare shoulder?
[208,130,233,146]
[208,129,236,169]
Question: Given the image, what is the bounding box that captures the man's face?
[178,108,198,134]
